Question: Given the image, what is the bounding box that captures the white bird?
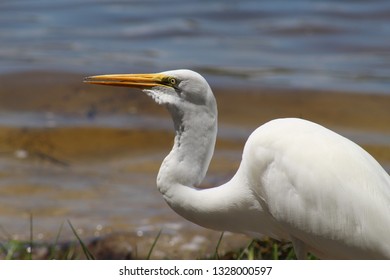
[85,69,390,259]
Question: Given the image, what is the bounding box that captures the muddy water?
[0,73,390,258]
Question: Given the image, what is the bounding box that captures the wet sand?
[0,71,390,259]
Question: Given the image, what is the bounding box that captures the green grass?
[211,235,298,260]
[0,219,95,260]
[213,232,225,259]
[67,220,95,260]
[209,233,318,260]
[146,228,162,260]
[0,220,317,260]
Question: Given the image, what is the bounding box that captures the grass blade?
[67,220,95,260]
[272,242,279,260]
[28,213,33,260]
[146,228,162,260]
[237,239,256,260]
[48,221,65,259]
[286,246,296,260]
[213,232,224,260]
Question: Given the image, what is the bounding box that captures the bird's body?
[85,69,390,259]
[239,118,390,259]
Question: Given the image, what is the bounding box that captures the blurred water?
[1,111,390,147]
[0,0,389,93]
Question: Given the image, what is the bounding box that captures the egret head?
[85,69,218,188]
[84,69,216,116]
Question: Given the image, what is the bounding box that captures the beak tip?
[83,76,93,83]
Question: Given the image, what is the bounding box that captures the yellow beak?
[84,73,167,89]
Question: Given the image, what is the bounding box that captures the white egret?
[85,69,390,259]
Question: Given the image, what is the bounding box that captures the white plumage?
[85,69,390,259]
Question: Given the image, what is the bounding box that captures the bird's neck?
[157,104,217,192]
[156,104,259,232]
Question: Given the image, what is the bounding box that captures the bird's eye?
[162,76,179,88]
[169,78,177,86]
